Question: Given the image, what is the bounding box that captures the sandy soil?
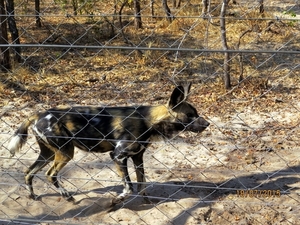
[1,96,299,224]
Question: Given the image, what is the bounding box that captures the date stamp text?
[236,189,281,198]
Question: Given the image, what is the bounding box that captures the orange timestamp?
[236,189,281,198]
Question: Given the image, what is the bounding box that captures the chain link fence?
[1,0,300,224]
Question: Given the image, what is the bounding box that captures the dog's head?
[168,83,210,133]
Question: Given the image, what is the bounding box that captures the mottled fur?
[8,83,209,204]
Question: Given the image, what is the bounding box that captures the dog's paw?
[111,196,124,205]
[28,193,41,201]
[65,195,75,202]
[143,195,152,204]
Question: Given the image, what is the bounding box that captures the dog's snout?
[204,120,210,127]
[198,117,210,127]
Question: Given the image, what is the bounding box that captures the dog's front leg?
[131,150,151,203]
[110,143,134,205]
[113,157,133,204]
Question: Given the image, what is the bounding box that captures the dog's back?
[31,105,165,153]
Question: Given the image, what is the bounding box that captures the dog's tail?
[8,114,39,157]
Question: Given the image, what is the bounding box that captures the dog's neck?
[149,105,173,124]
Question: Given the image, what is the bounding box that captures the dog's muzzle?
[187,117,210,133]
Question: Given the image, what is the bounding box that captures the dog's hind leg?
[25,141,55,200]
[45,145,74,201]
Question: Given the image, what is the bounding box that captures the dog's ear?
[182,82,191,98]
[169,83,191,109]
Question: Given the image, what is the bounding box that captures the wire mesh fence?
[1,0,300,224]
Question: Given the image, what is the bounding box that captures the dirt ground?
[1,83,299,224]
[1,0,300,224]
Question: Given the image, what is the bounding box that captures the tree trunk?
[176,0,182,8]
[202,0,211,20]
[72,0,78,15]
[35,0,41,27]
[0,0,11,70]
[202,0,208,14]
[220,0,231,89]
[151,0,155,18]
[258,0,264,13]
[134,0,142,29]
[162,0,174,22]
[118,1,127,41]
[6,0,21,62]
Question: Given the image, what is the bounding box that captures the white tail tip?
[8,135,22,158]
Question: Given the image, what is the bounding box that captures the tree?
[220,0,231,89]
[134,0,142,29]
[0,0,10,70]
[258,0,264,13]
[6,0,21,62]
[162,0,174,22]
[35,0,42,27]
[202,0,210,15]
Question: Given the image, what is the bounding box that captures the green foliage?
[282,10,298,26]
[54,0,97,15]
[282,10,297,18]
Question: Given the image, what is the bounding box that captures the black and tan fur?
[8,83,209,204]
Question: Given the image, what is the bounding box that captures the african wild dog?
[8,83,209,205]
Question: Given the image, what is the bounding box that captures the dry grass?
[1,0,299,116]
